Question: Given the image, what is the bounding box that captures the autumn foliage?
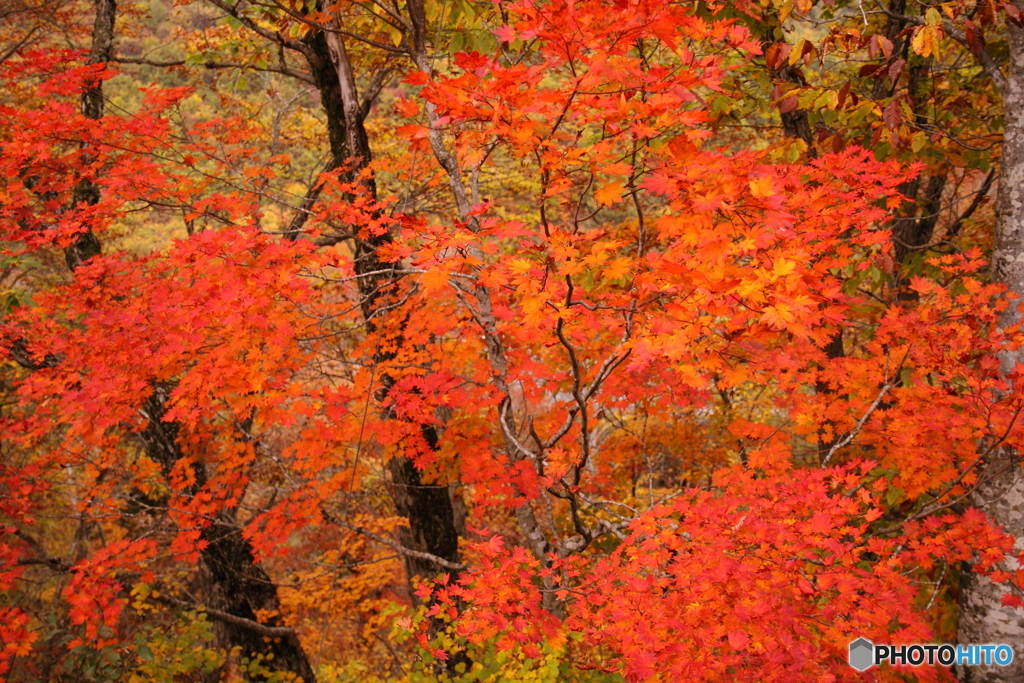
[1,0,1023,680]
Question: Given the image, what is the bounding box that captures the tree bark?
[72,5,314,677]
[892,172,945,267]
[755,12,847,462]
[140,389,316,683]
[65,0,111,271]
[957,10,1024,683]
[304,12,462,584]
[756,9,816,157]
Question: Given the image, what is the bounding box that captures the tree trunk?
[304,16,462,584]
[755,14,848,462]
[74,5,314,677]
[956,12,1024,683]
[141,390,315,682]
[65,0,111,271]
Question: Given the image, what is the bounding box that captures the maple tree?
[4,0,1024,681]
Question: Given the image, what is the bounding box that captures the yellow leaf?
[604,257,631,280]
[735,277,765,299]
[508,258,534,274]
[824,89,839,110]
[762,303,795,329]
[773,259,796,278]
[911,132,926,152]
[748,176,775,198]
[789,39,806,66]
[911,26,940,57]
[778,0,794,23]
[595,180,626,206]
[521,292,552,327]
[911,28,926,55]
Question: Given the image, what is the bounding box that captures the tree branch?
[111,55,315,84]
[946,167,996,241]
[285,157,339,239]
[821,349,911,467]
[202,0,314,60]
[153,595,298,638]
[321,508,466,571]
[6,337,59,370]
[874,2,1007,92]
[0,25,38,66]
[12,529,72,571]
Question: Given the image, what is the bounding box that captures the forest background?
[2,0,1024,681]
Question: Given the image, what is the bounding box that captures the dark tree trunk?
[756,12,846,461]
[65,0,112,271]
[387,436,461,582]
[775,62,815,152]
[303,15,462,584]
[891,59,946,272]
[199,517,315,682]
[757,10,816,157]
[892,172,945,267]
[140,389,315,682]
[872,0,908,101]
[74,4,314,675]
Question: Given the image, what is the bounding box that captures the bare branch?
[822,349,911,467]
[6,337,60,370]
[321,509,467,571]
[203,0,314,60]
[154,595,298,638]
[285,158,339,239]
[946,167,997,241]
[874,2,1007,92]
[0,25,39,66]
[111,55,315,84]
[12,529,72,572]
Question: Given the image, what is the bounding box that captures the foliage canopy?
[2,0,1023,680]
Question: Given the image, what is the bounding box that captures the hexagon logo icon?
[849,638,875,671]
